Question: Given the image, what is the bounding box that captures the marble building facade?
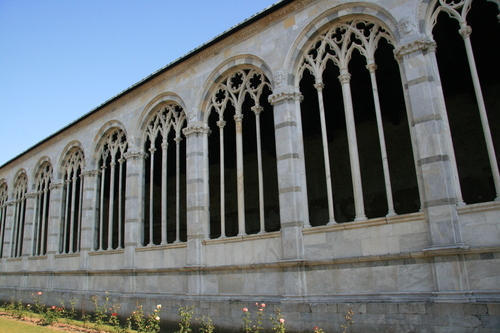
[1,0,499,331]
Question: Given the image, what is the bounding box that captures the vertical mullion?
[234,111,246,236]
[252,106,266,233]
[315,81,336,224]
[148,146,156,246]
[107,161,116,250]
[367,63,396,216]
[218,119,226,238]
[339,70,367,221]
[40,187,49,255]
[175,136,181,243]
[161,139,168,245]
[99,166,106,250]
[461,26,500,200]
[117,158,124,249]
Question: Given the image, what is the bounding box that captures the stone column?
[22,192,37,257]
[123,150,147,269]
[183,120,210,296]
[268,73,307,299]
[395,37,470,301]
[79,169,99,270]
[2,201,15,258]
[47,182,63,256]
[44,182,63,291]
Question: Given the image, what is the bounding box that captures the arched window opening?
[33,163,52,256]
[298,19,419,226]
[96,129,127,251]
[0,183,8,258]
[143,104,187,246]
[431,0,500,204]
[11,173,28,257]
[207,68,279,238]
[60,148,84,254]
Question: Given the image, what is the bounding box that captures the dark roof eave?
[1,0,294,169]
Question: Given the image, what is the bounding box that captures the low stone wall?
[1,288,499,332]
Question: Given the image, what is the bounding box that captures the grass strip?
[0,317,64,333]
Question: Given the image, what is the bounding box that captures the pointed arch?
[11,170,28,257]
[203,64,279,238]
[140,97,188,246]
[0,181,8,258]
[198,55,274,122]
[425,0,500,203]
[94,125,128,251]
[292,9,419,225]
[32,160,52,256]
[286,3,400,86]
[59,146,85,254]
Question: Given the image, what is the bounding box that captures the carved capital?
[183,125,210,137]
[251,105,263,115]
[25,192,37,199]
[124,151,148,161]
[338,73,351,85]
[459,25,472,39]
[49,182,63,190]
[268,86,303,105]
[366,63,377,73]
[234,113,244,122]
[394,37,436,59]
[216,120,226,128]
[81,169,99,178]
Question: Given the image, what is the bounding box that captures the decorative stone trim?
[81,169,99,177]
[417,154,450,166]
[459,25,472,39]
[124,151,148,160]
[278,186,301,194]
[423,244,470,256]
[182,125,210,137]
[268,87,303,105]
[423,197,457,208]
[393,37,436,59]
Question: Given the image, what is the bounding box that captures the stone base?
[1,288,499,332]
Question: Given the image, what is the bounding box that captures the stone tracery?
[32,162,52,256]
[11,172,27,258]
[0,182,8,258]
[206,68,278,238]
[430,0,500,203]
[143,103,187,245]
[298,18,416,224]
[96,129,127,250]
[60,148,84,254]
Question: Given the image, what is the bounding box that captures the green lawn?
[0,317,65,333]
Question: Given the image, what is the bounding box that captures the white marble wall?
[0,0,499,331]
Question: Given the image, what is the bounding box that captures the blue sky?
[0,0,278,166]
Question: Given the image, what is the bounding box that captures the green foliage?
[270,309,286,333]
[176,305,194,333]
[340,306,354,333]
[131,304,147,332]
[197,315,215,333]
[40,306,63,325]
[3,293,356,333]
[91,292,110,328]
